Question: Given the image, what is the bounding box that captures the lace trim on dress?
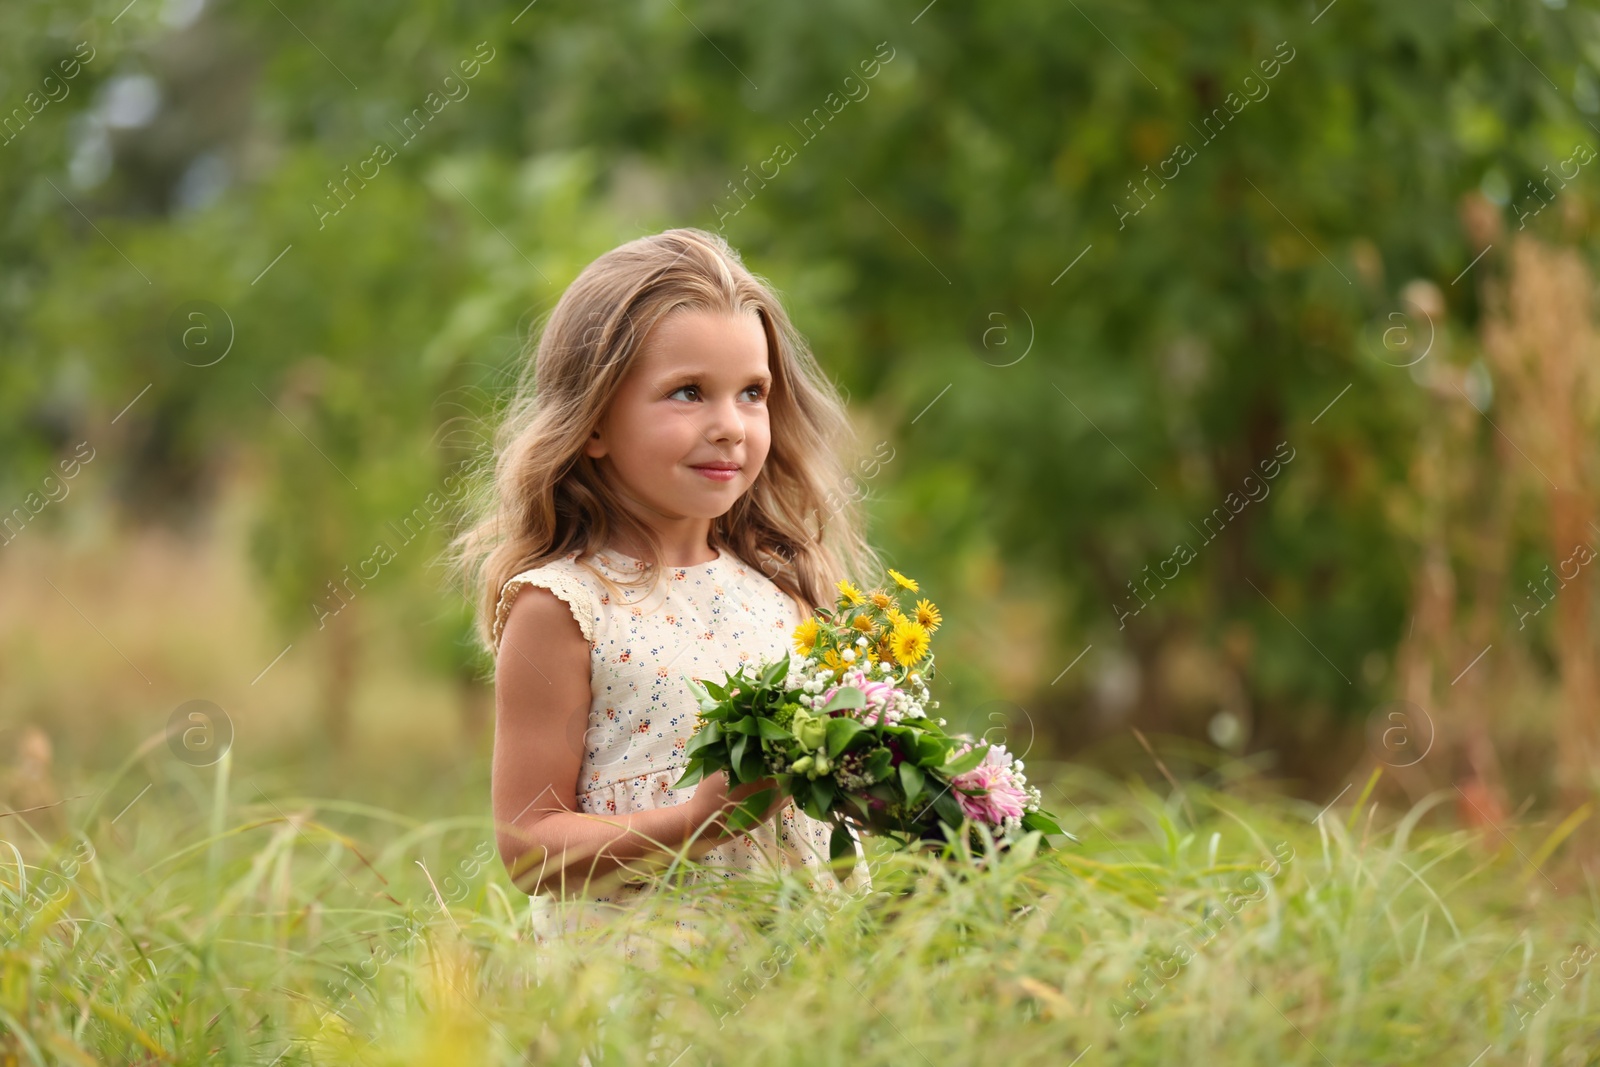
[493,566,598,651]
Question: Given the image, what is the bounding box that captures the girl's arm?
[492,587,783,897]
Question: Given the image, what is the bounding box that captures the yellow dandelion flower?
[792,617,819,656]
[890,620,930,665]
[837,579,865,606]
[822,648,848,673]
[851,614,875,632]
[887,569,919,593]
[868,590,894,610]
[915,599,942,632]
[886,607,910,629]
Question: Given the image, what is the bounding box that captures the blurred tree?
[2,0,1597,795]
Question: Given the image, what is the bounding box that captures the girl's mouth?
[690,465,740,482]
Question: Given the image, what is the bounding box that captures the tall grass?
[3,753,1596,1065]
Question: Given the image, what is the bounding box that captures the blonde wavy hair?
[452,227,883,655]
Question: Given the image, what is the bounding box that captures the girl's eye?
[667,384,769,402]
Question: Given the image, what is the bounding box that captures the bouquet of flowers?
[671,569,1069,862]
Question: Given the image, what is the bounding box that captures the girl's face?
[585,308,772,530]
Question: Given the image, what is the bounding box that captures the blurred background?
[4,0,1598,830]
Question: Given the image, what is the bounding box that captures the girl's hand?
[687,770,791,842]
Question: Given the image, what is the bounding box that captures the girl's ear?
[583,429,607,459]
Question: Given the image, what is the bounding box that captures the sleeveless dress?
[492,543,872,954]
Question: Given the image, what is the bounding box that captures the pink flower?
[949,743,1028,825]
[818,670,898,723]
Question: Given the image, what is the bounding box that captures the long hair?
[452,227,882,654]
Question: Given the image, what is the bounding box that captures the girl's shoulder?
[492,551,603,653]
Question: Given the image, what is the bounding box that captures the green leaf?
[915,735,947,765]
[727,715,759,736]
[730,733,749,777]
[865,749,894,782]
[684,722,723,756]
[756,717,792,741]
[819,687,866,714]
[942,744,989,776]
[799,782,829,821]
[898,761,925,805]
[1021,811,1066,836]
[812,775,836,811]
[683,674,713,706]
[931,789,965,828]
[830,821,856,862]
[726,788,772,833]
[737,745,765,784]
[701,678,729,701]
[825,716,865,755]
[843,791,871,818]
[760,654,790,689]
[671,760,705,790]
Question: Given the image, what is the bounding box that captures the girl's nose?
[705,400,745,444]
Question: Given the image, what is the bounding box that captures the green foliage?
[4,0,1600,744]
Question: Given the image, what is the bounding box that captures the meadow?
[4,747,1597,1065]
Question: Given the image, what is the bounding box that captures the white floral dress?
[493,544,871,951]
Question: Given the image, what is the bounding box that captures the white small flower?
[842,649,856,662]
[799,694,813,706]
[855,635,869,647]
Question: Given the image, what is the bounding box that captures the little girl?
[455,227,880,944]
